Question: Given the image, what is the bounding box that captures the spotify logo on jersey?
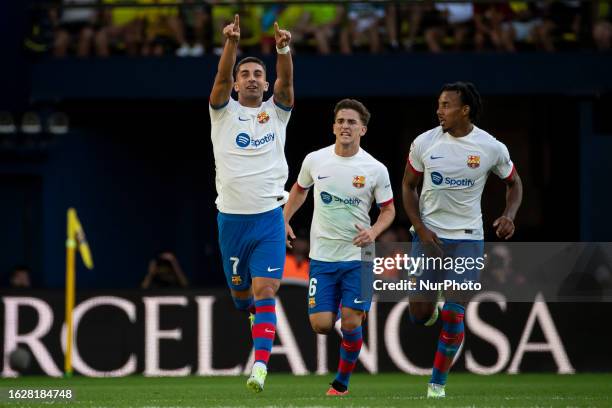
[235,133,251,148]
[431,171,444,185]
[320,191,332,204]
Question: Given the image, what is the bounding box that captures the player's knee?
[310,319,333,335]
[340,311,364,332]
[253,278,280,300]
[340,319,361,332]
[409,303,435,326]
[311,323,333,335]
[254,286,277,300]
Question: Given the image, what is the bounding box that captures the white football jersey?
[408,125,515,240]
[210,97,291,214]
[298,145,393,262]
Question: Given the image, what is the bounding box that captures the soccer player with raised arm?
[284,99,395,396]
[209,14,294,393]
[402,82,523,398]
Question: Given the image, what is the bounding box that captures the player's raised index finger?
[234,14,240,29]
[274,21,280,34]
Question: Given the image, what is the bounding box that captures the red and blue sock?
[251,298,276,366]
[334,326,363,389]
[430,302,464,385]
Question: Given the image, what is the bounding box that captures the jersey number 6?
[308,277,318,297]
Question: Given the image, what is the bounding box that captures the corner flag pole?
[65,208,94,377]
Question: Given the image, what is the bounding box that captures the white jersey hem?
[216,201,283,215]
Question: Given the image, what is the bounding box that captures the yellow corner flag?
[65,208,94,377]
[68,208,94,269]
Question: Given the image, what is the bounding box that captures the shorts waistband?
[218,206,282,221]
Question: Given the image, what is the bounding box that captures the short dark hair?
[334,99,371,126]
[440,82,483,122]
[234,57,267,79]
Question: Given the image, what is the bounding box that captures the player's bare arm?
[353,203,395,248]
[402,162,443,249]
[493,169,523,240]
[273,22,294,108]
[210,14,240,106]
[283,182,309,248]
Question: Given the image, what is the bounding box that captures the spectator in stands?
[396,2,426,51]
[283,236,309,285]
[140,0,189,57]
[260,4,302,54]
[340,2,385,54]
[211,0,262,55]
[97,0,145,56]
[51,0,103,57]
[385,3,400,51]
[593,1,612,51]
[291,4,344,54]
[142,252,188,289]
[176,0,212,57]
[500,2,550,52]
[9,265,32,289]
[474,3,513,51]
[541,0,583,51]
[48,0,593,56]
[424,2,474,53]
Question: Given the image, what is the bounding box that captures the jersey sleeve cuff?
[503,165,516,181]
[273,97,293,112]
[407,159,423,175]
[209,96,230,110]
[377,198,394,208]
[296,182,311,191]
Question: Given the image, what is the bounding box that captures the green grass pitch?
[2,373,611,407]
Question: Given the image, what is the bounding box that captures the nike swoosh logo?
[264,328,275,333]
[239,117,249,121]
[267,267,281,272]
[430,155,444,160]
[317,175,330,180]
[354,298,366,304]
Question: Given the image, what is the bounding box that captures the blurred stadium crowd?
[28,1,612,57]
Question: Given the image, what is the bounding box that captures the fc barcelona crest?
[467,155,480,169]
[257,111,270,124]
[353,175,366,188]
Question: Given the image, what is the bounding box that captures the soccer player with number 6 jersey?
[402,82,523,398]
[284,99,395,396]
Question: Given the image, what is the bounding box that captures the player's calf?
[430,302,465,388]
[331,325,363,394]
[247,298,277,393]
[251,298,277,366]
[232,296,254,313]
[327,308,365,394]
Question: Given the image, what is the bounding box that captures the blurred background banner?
[2,289,611,377]
[1,1,612,289]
